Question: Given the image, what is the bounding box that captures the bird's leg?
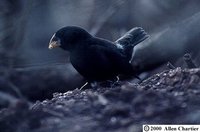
[80,82,89,90]
[115,76,120,83]
[113,76,119,87]
[97,78,119,88]
[110,76,121,88]
[90,77,121,88]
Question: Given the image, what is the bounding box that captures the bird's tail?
[115,27,149,61]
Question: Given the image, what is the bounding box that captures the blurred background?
[0,0,200,103]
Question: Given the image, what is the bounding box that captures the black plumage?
[49,26,148,82]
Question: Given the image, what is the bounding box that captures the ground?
[0,68,200,132]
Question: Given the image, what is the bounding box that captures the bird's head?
[49,26,92,51]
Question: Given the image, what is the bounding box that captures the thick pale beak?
[48,33,61,49]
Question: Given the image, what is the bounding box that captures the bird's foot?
[99,76,121,88]
[80,77,122,90]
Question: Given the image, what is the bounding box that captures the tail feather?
[115,27,149,62]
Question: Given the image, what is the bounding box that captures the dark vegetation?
[0,0,200,132]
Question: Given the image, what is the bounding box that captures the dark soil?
[0,68,200,132]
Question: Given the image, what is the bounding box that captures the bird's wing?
[89,44,133,74]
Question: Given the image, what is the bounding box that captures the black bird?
[49,26,148,82]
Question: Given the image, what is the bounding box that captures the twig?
[167,62,176,69]
[80,82,89,90]
[183,53,197,68]
[0,91,19,105]
[7,81,25,99]
[183,53,200,77]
